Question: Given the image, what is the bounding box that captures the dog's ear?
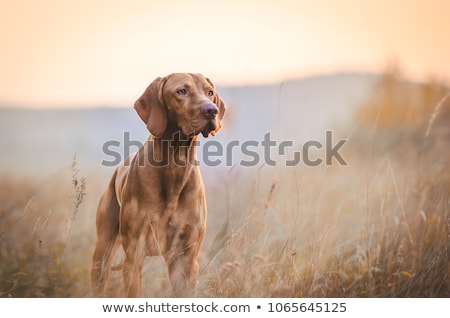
[205,77,227,134]
[134,76,168,137]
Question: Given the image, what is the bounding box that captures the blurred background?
[1,0,449,297]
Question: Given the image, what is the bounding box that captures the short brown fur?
[91,73,226,297]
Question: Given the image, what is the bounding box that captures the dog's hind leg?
[91,174,120,297]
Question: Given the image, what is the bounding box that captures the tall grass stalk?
[60,155,86,271]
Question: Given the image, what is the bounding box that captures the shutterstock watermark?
[101,131,348,167]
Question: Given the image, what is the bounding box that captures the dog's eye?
[177,89,188,95]
[207,90,214,97]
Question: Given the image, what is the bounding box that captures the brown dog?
[91,73,226,297]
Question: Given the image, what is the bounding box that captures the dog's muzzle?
[200,103,219,137]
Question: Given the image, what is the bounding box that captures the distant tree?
[355,62,449,129]
[420,78,449,128]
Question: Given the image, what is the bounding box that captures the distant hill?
[0,72,377,179]
[218,72,377,142]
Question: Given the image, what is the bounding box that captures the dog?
[91,73,226,297]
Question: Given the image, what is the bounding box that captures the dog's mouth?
[185,119,218,138]
[200,119,218,138]
[184,116,220,138]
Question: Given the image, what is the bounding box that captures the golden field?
[1,73,449,297]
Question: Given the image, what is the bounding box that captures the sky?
[1,0,449,108]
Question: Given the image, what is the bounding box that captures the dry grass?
[200,143,449,297]
[1,117,449,298]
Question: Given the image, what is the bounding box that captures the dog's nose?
[201,103,218,119]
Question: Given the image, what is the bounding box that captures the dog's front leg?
[165,239,202,298]
[122,238,146,297]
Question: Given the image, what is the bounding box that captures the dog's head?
[134,73,226,138]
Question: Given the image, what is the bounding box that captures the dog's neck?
[144,130,199,201]
[146,129,199,168]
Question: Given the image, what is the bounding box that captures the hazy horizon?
[0,70,440,110]
[0,70,376,109]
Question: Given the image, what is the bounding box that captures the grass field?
[1,97,449,297]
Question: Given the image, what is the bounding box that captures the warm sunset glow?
[1,0,449,107]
